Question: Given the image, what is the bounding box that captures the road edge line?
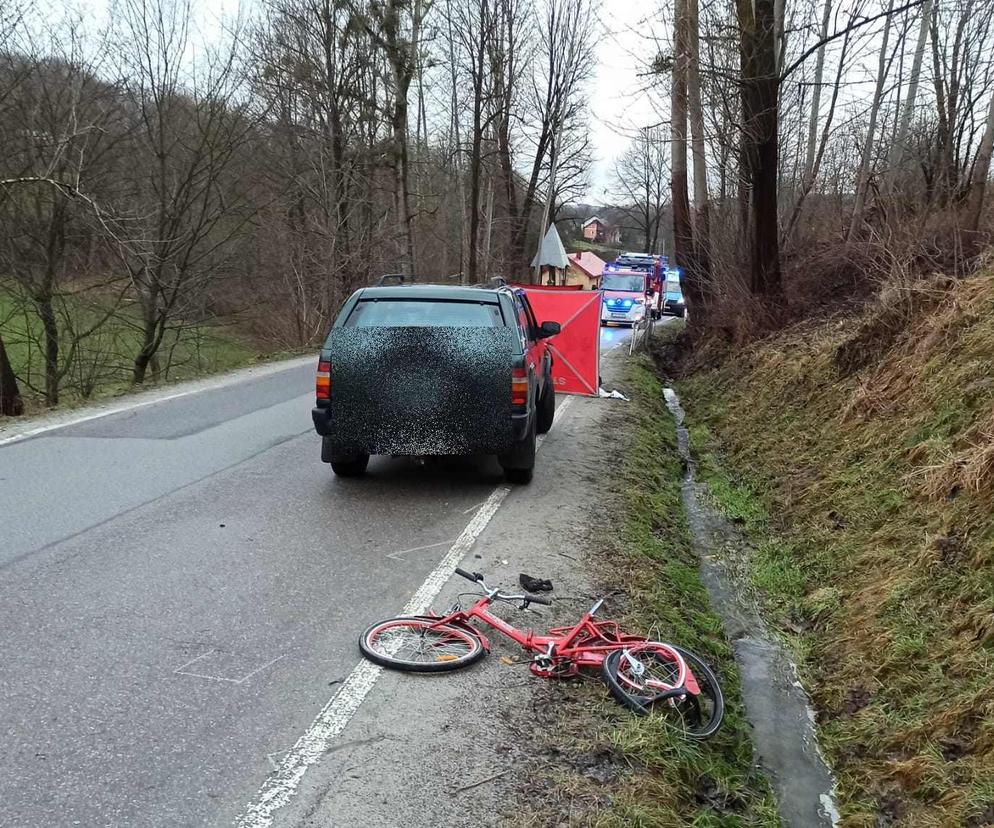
[0,355,315,448]
[234,395,574,828]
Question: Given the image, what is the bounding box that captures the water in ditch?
[663,387,839,828]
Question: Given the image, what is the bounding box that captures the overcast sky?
[588,0,667,201]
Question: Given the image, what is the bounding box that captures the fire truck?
[600,252,664,323]
[600,252,686,321]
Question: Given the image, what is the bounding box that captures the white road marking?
[234,394,574,828]
[0,355,315,448]
[385,539,456,561]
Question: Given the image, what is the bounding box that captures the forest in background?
[0,0,593,412]
[2,0,994,415]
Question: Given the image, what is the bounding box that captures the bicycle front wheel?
[602,644,725,739]
[359,616,485,673]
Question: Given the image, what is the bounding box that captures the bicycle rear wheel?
[602,644,725,739]
[359,616,485,673]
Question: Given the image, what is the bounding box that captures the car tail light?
[511,367,528,406]
[316,359,331,401]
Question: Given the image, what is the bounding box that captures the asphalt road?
[0,325,633,827]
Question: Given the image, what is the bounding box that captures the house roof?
[568,251,605,279]
[530,223,569,269]
[581,216,606,228]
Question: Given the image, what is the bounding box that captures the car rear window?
[345,299,504,328]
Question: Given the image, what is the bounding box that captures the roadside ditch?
[513,354,782,826]
[663,385,838,827]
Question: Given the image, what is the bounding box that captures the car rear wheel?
[499,417,536,484]
[330,453,370,477]
[536,384,555,435]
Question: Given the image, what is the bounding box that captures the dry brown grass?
[676,263,994,825]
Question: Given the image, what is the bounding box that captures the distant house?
[566,251,605,290]
[581,216,621,245]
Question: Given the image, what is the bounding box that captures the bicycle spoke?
[363,618,482,670]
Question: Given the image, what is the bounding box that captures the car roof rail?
[467,275,508,289]
[376,273,414,286]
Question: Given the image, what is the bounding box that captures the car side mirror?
[537,321,561,339]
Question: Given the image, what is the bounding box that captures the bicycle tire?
[602,644,725,739]
[359,616,486,673]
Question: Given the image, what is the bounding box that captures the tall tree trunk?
[467,35,486,284]
[686,0,712,298]
[930,3,949,203]
[392,87,416,276]
[886,0,932,189]
[848,0,894,241]
[321,0,351,283]
[672,0,697,311]
[0,333,24,416]
[445,0,468,281]
[738,0,784,304]
[966,91,994,234]
[803,0,833,182]
[774,0,786,74]
[36,296,59,407]
[482,166,495,276]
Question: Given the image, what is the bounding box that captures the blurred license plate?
[610,312,627,318]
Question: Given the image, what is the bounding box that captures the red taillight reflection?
[316,359,331,401]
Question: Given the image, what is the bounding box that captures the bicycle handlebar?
[453,567,552,606]
[454,567,481,583]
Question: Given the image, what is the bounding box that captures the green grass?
[600,355,779,827]
[674,269,994,826]
[1,285,261,415]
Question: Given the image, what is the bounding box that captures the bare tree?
[615,129,668,254]
[848,0,896,240]
[362,0,431,276]
[117,0,256,383]
[803,0,834,185]
[508,0,592,275]
[886,0,932,187]
[0,29,125,406]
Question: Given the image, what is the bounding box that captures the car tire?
[330,453,370,477]
[504,466,533,484]
[499,417,536,484]
[536,384,555,435]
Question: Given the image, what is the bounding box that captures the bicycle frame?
[422,592,686,683]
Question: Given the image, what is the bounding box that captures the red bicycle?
[359,567,724,739]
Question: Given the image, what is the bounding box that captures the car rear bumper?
[312,406,332,436]
[312,406,530,452]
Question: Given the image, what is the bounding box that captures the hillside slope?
[676,270,994,826]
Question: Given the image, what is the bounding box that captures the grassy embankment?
[531,348,779,827]
[677,271,994,826]
[1,287,265,416]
